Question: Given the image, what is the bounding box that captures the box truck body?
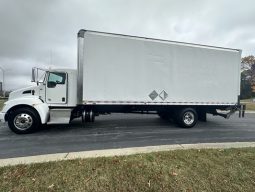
[80,31,241,105]
[0,30,245,134]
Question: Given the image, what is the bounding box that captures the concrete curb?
[0,142,255,167]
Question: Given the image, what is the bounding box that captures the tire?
[85,111,90,122]
[90,111,95,122]
[8,107,41,134]
[83,110,95,123]
[175,108,198,128]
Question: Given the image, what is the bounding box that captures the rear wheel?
[8,107,41,134]
[175,108,198,128]
[82,110,95,123]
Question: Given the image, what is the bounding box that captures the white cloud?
[0,0,254,90]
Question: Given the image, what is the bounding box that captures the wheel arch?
[5,103,49,124]
[5,105,40,122]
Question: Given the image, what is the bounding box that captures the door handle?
[62,97,65,102]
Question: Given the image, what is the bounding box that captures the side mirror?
[47,81,57,88]
[31,68,36,82]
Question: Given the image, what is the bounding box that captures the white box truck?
[0,30,245,134]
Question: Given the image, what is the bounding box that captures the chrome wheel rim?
[14,113,33,130]
[183,112,195,125]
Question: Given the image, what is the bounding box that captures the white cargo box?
[79,31,241,105]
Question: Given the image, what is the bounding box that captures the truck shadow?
[38,114,214,134]
[41,115,170,130]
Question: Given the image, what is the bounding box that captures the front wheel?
[8,107,41,134]
[175,108,198,128]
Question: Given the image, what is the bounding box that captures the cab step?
[47,108,72,124]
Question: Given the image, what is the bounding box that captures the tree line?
[241,55,255,99]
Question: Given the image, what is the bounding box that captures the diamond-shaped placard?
[149,90,158,100]
[159,90,168,101]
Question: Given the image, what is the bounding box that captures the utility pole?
[0,66,5,97]
[0,82,2,96]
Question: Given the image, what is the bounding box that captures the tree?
[241,55,255,99]
[240,71,252,99]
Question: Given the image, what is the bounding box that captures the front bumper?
[0,112,5,122]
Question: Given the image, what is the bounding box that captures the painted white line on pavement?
[0,142,255,167]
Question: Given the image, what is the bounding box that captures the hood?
[9,86,39,100]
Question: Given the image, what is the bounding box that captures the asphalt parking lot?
[0,113,254,159]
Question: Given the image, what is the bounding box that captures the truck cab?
[0,68,77,134]
[38,68,77,106]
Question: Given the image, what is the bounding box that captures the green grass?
[0,99,7,111]
[241,99,255,111]
[0,148,255,191]
[241,99,253,102]
[246,103,255,111]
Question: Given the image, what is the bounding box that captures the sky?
[0,0,254,90]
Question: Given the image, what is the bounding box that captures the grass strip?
[0,148,255,191]
[0,99,7,111]
[241,99,255,111]
[245,102,255,111]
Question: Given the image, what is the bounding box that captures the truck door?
[46,72,67,104]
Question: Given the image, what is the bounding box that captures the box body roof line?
[77,29,241,52]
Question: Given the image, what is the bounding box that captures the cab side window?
[47,72,66,88]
